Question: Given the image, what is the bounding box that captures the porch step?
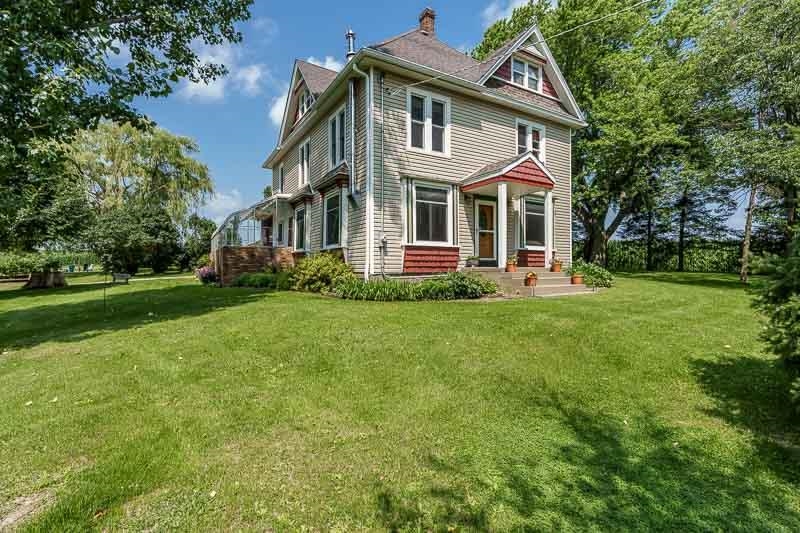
[495,282,595,298]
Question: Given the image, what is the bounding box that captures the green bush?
[0,251,68,276]
[333,272,498,301]
[569,260,614,288]
[232,270,294,290]
[292,253,355,293]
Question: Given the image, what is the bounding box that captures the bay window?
[323,191,341,248]
[521,196,546,248]
[407,90,450,155]
[294,206,307,250]
[329,107,346,168]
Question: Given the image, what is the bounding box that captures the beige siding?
[373,71,573,273]
[347,78,368,273]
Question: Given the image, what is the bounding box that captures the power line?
[389,0,652,95]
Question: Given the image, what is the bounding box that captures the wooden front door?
[476,200,497,264]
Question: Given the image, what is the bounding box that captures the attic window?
[511,58,542,93]
[298,88,313,119]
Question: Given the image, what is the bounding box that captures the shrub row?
[569,260,614,288]
[332,272,498,301]
[232,271,293,290]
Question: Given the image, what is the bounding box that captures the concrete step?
[493,281,595,298]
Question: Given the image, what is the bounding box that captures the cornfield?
[574,240,744,273]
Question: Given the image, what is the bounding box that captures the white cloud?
[204,189,246,224]
[179,42,269,101]
[306,55,344,72]
[251,17,279,42]
[268,86,289,128]
[481,0,529,28]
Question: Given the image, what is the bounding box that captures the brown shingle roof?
[296,60,338,96]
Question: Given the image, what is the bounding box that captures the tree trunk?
[740,185,758,283]
[584,225,609,266]
[23,271,67,289]
[678,188,688,272]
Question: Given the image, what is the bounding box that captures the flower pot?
[571,274,584,285]
[551,263,562,273]
[466,259,479,267]
[506,264,517,273]
[525,277,537,287]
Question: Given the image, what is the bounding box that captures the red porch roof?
[461,152,555,193]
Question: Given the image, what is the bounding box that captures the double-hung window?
[298,88,313,119]
[407,90,450,155]
[298,139,310,185]
[411,182,452,244]
[277,164,285,193]
[516,119,544,161]
[294,206,307,250]
[323,191,341,247]
[521,196,546,248]
[329,107,346,168]
[511,58,542,93]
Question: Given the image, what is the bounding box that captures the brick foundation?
[403,245,460,274]
[517,249,545,268]
[214,246,273,286]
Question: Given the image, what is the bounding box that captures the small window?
[407,91,450,155]
[329,107,346,168]
[288,216,293,247]
[294,207,306,250]
[278,164,285,193]
[324,192,341,247]
[298,139,310,185]
[516,120,544,161]
[522,197,545,247]
[413,183,451,244]
[410,95,425,149]
[298,88,313,119]
[510,58,542,92]
[277,223,284,244]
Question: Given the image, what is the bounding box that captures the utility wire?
[388,0,652,96]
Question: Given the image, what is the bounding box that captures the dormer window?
[512,58,542,93]
[298,88,313,119]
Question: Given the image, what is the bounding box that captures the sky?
[132,0,747,229]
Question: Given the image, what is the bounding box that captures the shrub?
[195,266,217,285]
[292,253,355,293]
[0,252,67,276]
[569,260,614,288]
[274,270,293,290]
[232,270,294,290]
[332,272,498,301]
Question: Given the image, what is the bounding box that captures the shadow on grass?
[691,355,800,485]
[617,272,749,291]
[376,391,800,531]
[0,284,267,350]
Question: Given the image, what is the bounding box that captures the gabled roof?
[369,29,482,79]
[296,60,338,96]
[462,151,556,192]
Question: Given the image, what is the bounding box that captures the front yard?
[1,274,799,530]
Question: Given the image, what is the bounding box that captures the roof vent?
[345,28,356,61]
[419,7,436,35]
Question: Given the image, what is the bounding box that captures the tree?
[0,0,251,249]
[66,122,213,223]
[180,214,217,270]
[263,185,273,199]
[85,204,151,275]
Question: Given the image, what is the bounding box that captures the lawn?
[1,274,798,531]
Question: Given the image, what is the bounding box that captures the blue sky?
[132,0,747,229]
[133,0,520,223]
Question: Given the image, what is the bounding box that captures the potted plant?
[567,263,584,285]
[465,256,480,268]
[551,256,563,273]
[524,271,538,287]
[505,254,518,273]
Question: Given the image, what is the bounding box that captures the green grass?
[1,273,798,531]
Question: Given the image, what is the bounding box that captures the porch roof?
[461,152,555,196]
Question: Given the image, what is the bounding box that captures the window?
[298,139,310,185]
[298,88,313,119]
[412,182,452,244]
[278,164,285,193]
[288,216,293,248]
[294,207,306,250]
[510,58,542,92]
[329,107,346,168]
[407,90,450,155]
[522,196,546,247]
[324,191,341,247]
[516,119,544,160]
[277,222,284,244]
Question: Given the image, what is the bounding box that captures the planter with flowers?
[465,256,480,268]
[551,256,563,273]
[524,271,538,287]
[566,262,584,285]
[505,254,518,273]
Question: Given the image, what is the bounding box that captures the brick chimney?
[419,7,436,35]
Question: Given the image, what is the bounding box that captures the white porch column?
[545,189,553,267]
[497,182,508,269]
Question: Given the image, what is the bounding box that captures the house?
[258,7,585,280]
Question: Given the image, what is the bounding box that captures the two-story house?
[261,7,585,279]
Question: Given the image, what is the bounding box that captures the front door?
[476,200,497,265]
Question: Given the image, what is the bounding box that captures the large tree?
[0,0,251,249]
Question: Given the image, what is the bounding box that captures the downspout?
[351,61,372,280]
[379,71,387,278]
